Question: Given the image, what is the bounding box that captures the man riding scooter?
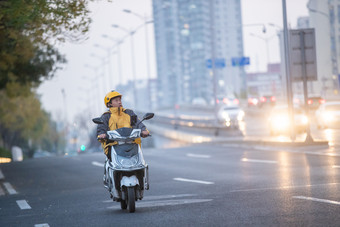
[97,90,149,190]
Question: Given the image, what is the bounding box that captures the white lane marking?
[16,200,31,210]
[332,165,340,168]
[103,194,197,203]
[143,194,196,200]
[107,199,212,209]
[0,169,4,180]
[293,196,340,205]
[92,161,104,167]
[35,224,50,227]
[187,153,211,158]
[3,182,17,194]
[174,177,214,185]
[241,158,277,164]
[230,182,340,193]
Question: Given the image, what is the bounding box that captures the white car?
[217,105,245,128]
[268,105,309,135]
[315,101,340,129]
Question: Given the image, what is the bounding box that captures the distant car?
[216,96,239,106]
[268,105,308,135]
[315,101,340,129]
[248,96,259,107]
[217,105,245,128]
[192,98,207,106]
[258,95,276,108]
[307,96,325,111]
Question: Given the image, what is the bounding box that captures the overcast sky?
[37,0,309,123]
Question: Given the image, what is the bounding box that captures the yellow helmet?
[104,90,122,107]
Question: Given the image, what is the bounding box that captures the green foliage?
[0,0,104,157]
[0,147,11,158]
[0,0,94,89]
[0,83,66,155]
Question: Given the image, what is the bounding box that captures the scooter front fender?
[121,175,139,187]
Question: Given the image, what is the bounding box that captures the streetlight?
[122,9,154,110]
[102,34,124,86]
[84,64,103,115]
[112,24,138,108]
[90,52,109,91]
[249,33,277,67]
[94,43,114,90]
[282,0,295,141]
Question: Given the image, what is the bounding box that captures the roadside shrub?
[0,147,11,158]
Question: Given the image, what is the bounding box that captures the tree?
[0,0,107,157]
[0,0,95,89]
[0,83,66,156]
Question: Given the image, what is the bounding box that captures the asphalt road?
[1,142,340,226]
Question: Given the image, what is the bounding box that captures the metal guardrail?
[136,111,243,137]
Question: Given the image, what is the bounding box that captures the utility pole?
[282,0,295,141]
[209,0,219,136]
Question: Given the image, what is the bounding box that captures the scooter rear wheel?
[127,187,135,213]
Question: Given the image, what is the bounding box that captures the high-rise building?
[307,0,339,97]
[152,0,246,108]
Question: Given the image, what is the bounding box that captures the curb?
[148,124,329,148]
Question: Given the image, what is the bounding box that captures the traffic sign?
[231,57,250,66]
[289,28,317,82]
[206,58,226,68]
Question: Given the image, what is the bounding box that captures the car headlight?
[301,115,309,125]
[237,110,245,121]
[322,112,334,122]
[270,115,290,130]
[117,155,139,168]
[222,112,230,121]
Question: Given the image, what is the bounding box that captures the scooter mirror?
[143,113,154,120]
[92,117,104,124]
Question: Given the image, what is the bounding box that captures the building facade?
[307,0,340,97]
[152,0,246,108]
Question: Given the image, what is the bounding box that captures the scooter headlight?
[117,155,139,168]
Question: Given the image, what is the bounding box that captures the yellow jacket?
[97,107,144,155]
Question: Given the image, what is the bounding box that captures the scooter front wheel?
[127,187,135,213]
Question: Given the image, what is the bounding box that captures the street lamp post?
[94,44,114,89]
[282,0,295,141]
[123,9,154,110]
[90,53,109,92]
[102,34,123,86]
[249,33,277,68]
[112,24,138,108]
[84,64,102,115]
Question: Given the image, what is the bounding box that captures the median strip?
[16,200,31,210]
[174,177,214,185]
[293,196,340,205]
